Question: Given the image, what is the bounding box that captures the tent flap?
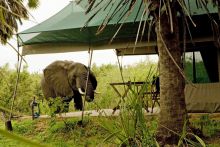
[22,41,152,55]
[185,83,220,113]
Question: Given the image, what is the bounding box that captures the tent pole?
[6,36,23,131]
[80,47,94,125]
[192,51,197,83]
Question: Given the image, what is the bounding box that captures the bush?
[0,64,43,116]
[0,60,157,115]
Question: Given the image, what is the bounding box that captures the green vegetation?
[0,58,209,115]
[184,59,210,83]
[0,64,43,117]
[192,114,220,138]
[0,116,156,147]
[97,70,158,146]
[0,60,219,146]
[0,60,158,116]
[86,61,158,110]
[0,114,219,147]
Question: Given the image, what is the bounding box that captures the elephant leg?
[48,99,61,114]
[73,91,83,110]
[62,97,72,112]
[54,106,61,114]
[62,102,69,112]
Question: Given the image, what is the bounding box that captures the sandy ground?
[19,107,160,119]
[16,108,220,120]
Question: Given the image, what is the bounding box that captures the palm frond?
[177,0,196,27]
[133,4,148,53]
[196,0,220,46]
[116,1,130,25]
[86,0,96,14]
[27,0,40,9]
[134,0,143,22]
[0,0,39,44]
[0,129,48,147]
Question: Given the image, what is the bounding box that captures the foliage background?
[0,56,209,116]
[0,64,43,116]
[0,57,218,146]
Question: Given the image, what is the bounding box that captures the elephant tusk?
[78,88,85,95]
[94,90,101,94]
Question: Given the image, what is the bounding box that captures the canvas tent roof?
[18,0,154,55]
[17,0,218,55]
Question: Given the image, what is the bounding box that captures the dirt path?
[19,107,160,119]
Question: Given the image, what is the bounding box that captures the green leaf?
[103,130,121,143]
[188,133,206,147]
[0,129,49,147]
[154,138,160,147]
[193,134,206,147]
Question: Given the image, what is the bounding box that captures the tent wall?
[218,48,220,80]
[185,83,220,113]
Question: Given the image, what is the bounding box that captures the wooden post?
[217,48,220,81]
[1,112,12,131]
[192,51,197,83]
[5,121,13,131]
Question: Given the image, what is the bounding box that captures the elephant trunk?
[84,82,95,102]
[76,77,95,102]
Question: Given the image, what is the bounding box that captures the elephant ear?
[66,62,82,89]
[43,61,73,97]
[82,65,97,89]
[41,75,56,99]
[77,64,97,89]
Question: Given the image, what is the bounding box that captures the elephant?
[41,60,97,113]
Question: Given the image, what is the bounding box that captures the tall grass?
[96,66,159,146]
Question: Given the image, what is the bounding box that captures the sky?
[0,0,158,73]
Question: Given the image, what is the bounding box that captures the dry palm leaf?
[0,0,39,44]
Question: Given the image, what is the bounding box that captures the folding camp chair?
[143,76,160,113]
[150,76,160,113]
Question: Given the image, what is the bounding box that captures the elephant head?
[41,60,97,112]
[67,61,97,102]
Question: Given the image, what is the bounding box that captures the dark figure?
[31,97,40,119]
[152,76,160,93]
[151,75,160,113]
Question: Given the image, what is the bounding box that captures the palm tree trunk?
[155,5,188,145]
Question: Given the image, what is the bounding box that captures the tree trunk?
[155,4,188,146]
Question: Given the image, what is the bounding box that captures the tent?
[17,0,220,113]
[18,0,155,55]
[17,0,218,55]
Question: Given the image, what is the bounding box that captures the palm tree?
[154,2,187,144]
[0,0,39,44]
[78,0,219,145]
